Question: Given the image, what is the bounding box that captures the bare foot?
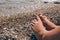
[31,15,47,40]
[39,15,57,29]
[31,14,60,40]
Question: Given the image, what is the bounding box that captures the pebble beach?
[0,0,60,40]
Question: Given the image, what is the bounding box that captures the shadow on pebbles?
[0,5,60,40]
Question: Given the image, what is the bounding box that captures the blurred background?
[0,0,60,16]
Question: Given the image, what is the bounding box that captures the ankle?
[38,28,47,35]
[38,30,48,39]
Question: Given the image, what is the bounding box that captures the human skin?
[31,14,60,40]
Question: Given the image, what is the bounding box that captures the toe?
[40,15,57,29]
[35,15,40,21]
[32,19,37,24]
[39,15,47,20]
[32,20,35,23]
[31,23,34,26]
[34,19,37,22]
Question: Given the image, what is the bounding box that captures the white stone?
[3,28,7,30]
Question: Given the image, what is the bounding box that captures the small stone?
[15,35,17,38]
[3,28,7,30]
[44,2,48,3]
